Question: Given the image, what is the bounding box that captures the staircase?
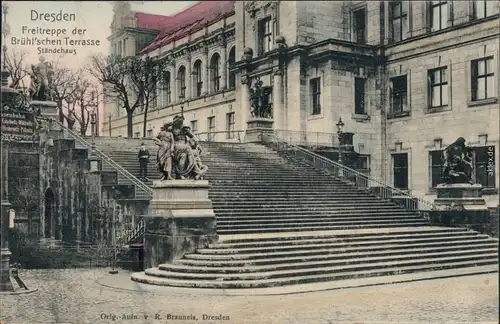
[130,141,499,289]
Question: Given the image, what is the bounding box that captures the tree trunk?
[127,111,133,138]
[142,103,149,138]
[58,100,65,123]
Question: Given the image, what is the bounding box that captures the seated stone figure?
[442,137,474,184]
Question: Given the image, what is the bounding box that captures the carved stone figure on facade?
[155,122,174,181]
[190,139,208,180]
[442,137,474,184]
[249,76,273,118]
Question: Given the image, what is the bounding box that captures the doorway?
[392,153,409,190]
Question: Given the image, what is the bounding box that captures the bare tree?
[86,54,169,137]
[67,80,102,136]
[128,57,169,137]
[49,65,80,124]
[4,49,29,89]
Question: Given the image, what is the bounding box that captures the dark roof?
[140,1,235,54]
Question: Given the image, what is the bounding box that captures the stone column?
[220,41,227,90]
[240,75,251,131]
[272,69,284,130]
[0,138,13,291]
[186,54,192,100]
[170,61,177,103]
[203,45,209,95]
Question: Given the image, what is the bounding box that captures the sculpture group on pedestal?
[442,137,474,184]
[249,76,272,119]
[154,114,208,180]
[28,56,54,102]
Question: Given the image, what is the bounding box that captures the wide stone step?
[210,196,388,202]
[171,245,498,272]
[214,209,413,217]
[214,205,405,212]
[131,262,499,289]
[144,252,498,282]
[206,234,490,253]
[216,216,422,225]
[212,230,482,248]
[187,239,496,263]
[216,222,429,234]
[212,202,398,208]
[208,179,349,184]
[217,218,425,228]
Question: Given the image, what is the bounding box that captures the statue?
[155,115,208,180]
[28,56,54,101]
[249,77,273,119]
[155,122,174,180]
[442,137,474,184]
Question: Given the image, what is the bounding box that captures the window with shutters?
[354,78,366,115]
[428,67,449,110]
[226,112,235,139]
[389,75,409,118]
[430,0,448,32]
[258,17,273,56]
[390,0,409,43]
[473,0,496,20]
[193,60,203,97]
[471,57,495,102]
[352,8,367,43]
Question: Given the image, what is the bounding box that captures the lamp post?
[336,117,345,177]
[109,187,118,274]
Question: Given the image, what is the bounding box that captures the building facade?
[103,0,499,206]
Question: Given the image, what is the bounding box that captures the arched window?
[193,60,203,97]
[228,47,236,89]
[163,71,171,104]
[210,53,221,93]
[177,66,186,99]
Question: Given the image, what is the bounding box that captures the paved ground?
[0,268,498,324]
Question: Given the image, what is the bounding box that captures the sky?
[3,1,195,132]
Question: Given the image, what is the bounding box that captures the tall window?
[390,75,408,114]
[207,116,215,141]
[473,0,496,19]
[354,77,366,114]
[190,120,198,134]
[353,8,367,43]
[430,150,444,187]
[430,0,448,32]
[355,155,371,176]
[428,67,448,109]
[393,153,409,189]
[475,146,496,188]
[228,47,236,89]
[390,0,409,42]
[471,57,495,101]
[147,129,153,138]
[310,78,321,115]
[210,53,221,93]
[258,17,273,55]
[177,66,186,99]
[226,112,235,139]
[163,71,171,104]
[193,60,203,97]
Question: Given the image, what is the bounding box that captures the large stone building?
[103,0,499,207]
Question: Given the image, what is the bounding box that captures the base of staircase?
[97,265,498,296]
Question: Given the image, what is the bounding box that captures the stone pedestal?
[430,183,489,233]
[31,100,60,132]
[143,180,217,268]
[245,118,274,143]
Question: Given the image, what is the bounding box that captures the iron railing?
[195,130,245,143]
[274,129,340,147]
[57,121,153,197]
[264,138,434,218]
[116,217,145,248]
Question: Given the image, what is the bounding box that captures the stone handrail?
[55,121,153,197]
[265,136,435,217]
